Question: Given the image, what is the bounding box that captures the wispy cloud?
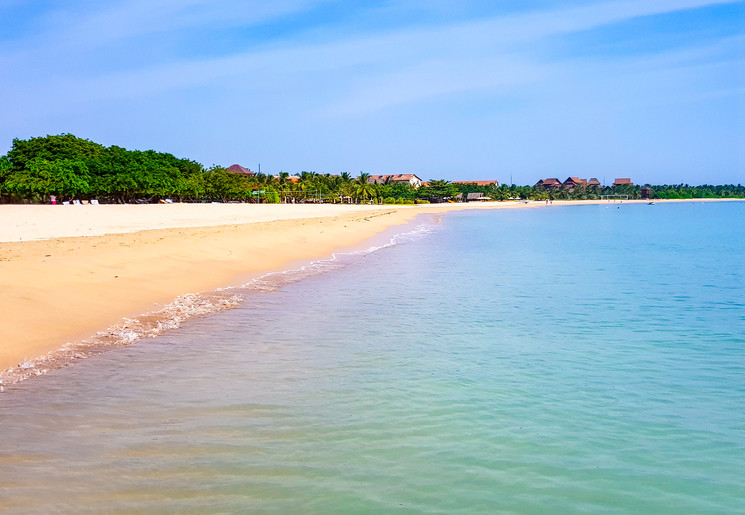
[8,0,734,112]
[20,0,329,50]
[0,0,741,181]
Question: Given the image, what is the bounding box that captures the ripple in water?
[1,204,744,513]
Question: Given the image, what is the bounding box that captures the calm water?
[1,202,744,513]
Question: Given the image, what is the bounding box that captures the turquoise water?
[1,202,744,513]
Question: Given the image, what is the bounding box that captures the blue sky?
[0,0,742,185]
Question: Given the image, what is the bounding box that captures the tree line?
[0,134,742,204]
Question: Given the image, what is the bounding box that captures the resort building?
[452,180,499,187]
[368,174,423,188]
[227,164,254,176]
[535,178,562,189]
[562,177,588,189]
[613,178,633,187]
[537,177,604,190]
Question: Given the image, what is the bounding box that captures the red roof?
[368,174,421,183]
[537,178,562,186]
[453,180,498,186]
[613,178,632,186]
[227,164,254,176]
[564,177,587,185]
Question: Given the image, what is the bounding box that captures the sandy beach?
[0,199,731,381]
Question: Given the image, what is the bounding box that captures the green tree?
[354,173,376,202]
[418,180,458,202]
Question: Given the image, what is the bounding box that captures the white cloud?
[1,0,741,181]
[33,0,330,50]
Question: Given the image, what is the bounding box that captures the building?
[452,180,499,187]
[535,178,562,189]
[465,192,490,202]
[562,177,588,189]
[587,178,602,188]
[227,164,254,176]
[613,178,633,187]
[368,174,423,188]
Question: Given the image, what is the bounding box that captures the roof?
[537,178,562,186]
[227,164,254,176]
[453,180,498,186]
[391,174,420,181]
[368,174,422,183]
[587,178,601,185]
[613,178,632,185]
[564,177,587,185]
[466,192,488,200]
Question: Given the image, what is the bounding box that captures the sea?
[1,201,744,513]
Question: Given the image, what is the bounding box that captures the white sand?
[0,203,407,242]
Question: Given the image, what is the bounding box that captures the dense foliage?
[1,134,742,204]
[0,134,279,203]
[525,182,745,201]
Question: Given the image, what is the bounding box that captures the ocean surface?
[1,201,744,513]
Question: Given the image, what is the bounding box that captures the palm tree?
[355,173,376,203]
[276,172,290,202]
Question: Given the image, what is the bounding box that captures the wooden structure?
[465,192,490,202]
[535,178,562,189]
[562,177,588,189]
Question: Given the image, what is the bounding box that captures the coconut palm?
[276,171,291,202]
[355,173,376,203]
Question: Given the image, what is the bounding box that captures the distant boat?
[647,201,655,205]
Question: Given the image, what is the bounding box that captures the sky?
[0,0,743,185]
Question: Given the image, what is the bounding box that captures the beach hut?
[465,192,490,202]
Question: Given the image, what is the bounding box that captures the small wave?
[1,293,241,387]
[0,219,436,390]
[220,220,437,294]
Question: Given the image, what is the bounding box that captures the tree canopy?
[1,134,742,204]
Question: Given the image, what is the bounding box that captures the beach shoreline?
[0,198,737,384]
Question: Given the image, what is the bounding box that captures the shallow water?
[1,202,744,513]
